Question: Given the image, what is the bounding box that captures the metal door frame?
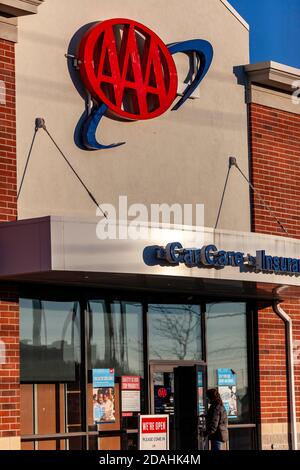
[149,360,207,414]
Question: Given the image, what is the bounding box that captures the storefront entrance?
[149,361,207,450]
[19,292,258,450]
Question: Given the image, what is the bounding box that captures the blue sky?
[228,0,300,68]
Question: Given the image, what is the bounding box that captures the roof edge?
[0,0,43,17]
[245,61,300,93]
[219,0,249,31]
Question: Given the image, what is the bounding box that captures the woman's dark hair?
[207,388,223,405]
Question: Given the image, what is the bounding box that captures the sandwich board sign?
[139,415,169,450]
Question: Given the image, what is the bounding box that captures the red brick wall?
[250,103,300,238]
[257,305,288,425]
[0,39,17,222]
[0,39,19,442]
[249,103,300,439]
[285,300,300,424]
[0,291,19,440]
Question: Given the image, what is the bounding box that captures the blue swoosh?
[82,103,126,150]
[81,39,213,150]
[168,39,213,110]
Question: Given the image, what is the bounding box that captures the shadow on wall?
[233,65,248,103]
[67,22,135,151]
[67,22,99,150]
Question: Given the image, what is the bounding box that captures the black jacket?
[205,403,229,442]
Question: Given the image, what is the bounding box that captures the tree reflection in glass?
[148,304,202,361]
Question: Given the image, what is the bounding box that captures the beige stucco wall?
[0,436,20,450]
[260,422,300,450]
[16,0,250,231]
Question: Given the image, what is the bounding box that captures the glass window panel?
[21,441,35,451]
[148,304,202,361]
[88,301,143,377]
[20,384,34,436]
[20,299,80,382]
[206,302,249,423]
[66,390,82,427]
[36,440,59,451]
[20,382,83,437]
[36,384,57,435]
[228,428,256,450]
[24,438,85,451]
[65,383,83,434]
[65,433,85,450]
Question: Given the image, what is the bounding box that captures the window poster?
[197,370,205,416]
[121,376,141,416]
[92,368,115,423]
[139,415,169,450]
[217,368,238,419]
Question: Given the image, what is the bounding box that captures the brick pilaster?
[0,38,19,449]
[249,102,300,449]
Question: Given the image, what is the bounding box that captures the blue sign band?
[156,243,300,276]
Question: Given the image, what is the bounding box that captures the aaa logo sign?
[77,18,213,150]
[79,18,178,120]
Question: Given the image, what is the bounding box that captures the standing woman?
[204,388,229,450]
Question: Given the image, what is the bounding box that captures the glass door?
[149,361,207,450]
[149,362,175,449]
